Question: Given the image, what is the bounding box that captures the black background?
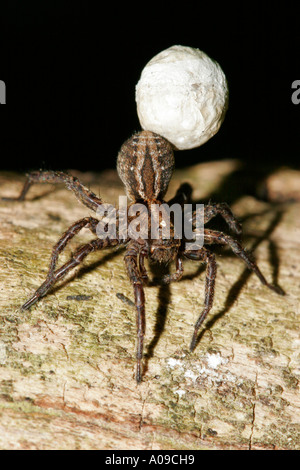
[0,2,299,173]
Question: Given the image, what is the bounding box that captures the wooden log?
[0,162,299,450]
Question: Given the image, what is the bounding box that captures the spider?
[2,130,283,382]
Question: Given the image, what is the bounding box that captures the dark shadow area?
[7,188,57,202]
[11,155,288,374]
[144,263,172,376]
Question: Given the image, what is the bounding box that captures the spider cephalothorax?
[2,130,283,382]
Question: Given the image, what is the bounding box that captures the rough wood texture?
[0,161,299,450]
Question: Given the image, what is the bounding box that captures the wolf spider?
[2,130,283,382]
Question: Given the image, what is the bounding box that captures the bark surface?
[0,161,299,450]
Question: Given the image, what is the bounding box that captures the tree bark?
[0,162,299,450]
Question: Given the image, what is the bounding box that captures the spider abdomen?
[117,130,175,202]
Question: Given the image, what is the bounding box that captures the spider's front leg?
[184,248,217,351]
[124,240,149,383]
[1,170,102,212]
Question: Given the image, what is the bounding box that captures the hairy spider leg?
[22,237,120,310]
[204,228,284,295]
[1,170,103,212]
[124,240,148,383]
[184,248,217,351]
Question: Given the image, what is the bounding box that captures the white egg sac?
[136,45,228,150]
